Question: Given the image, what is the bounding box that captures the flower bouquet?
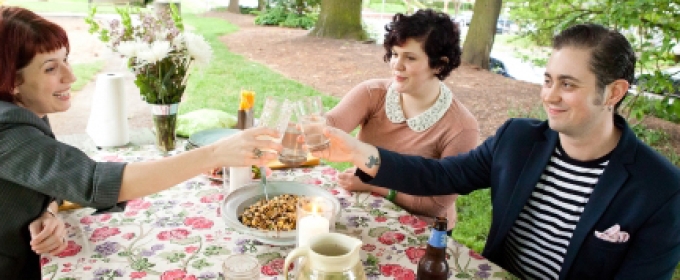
[85,4,212,152]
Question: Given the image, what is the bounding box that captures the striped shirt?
[503,144,610,279]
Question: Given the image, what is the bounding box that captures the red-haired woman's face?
[13,47,76,117]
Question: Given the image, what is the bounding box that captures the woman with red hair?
[0,7,281,278]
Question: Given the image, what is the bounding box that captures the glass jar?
[223,254,260,280]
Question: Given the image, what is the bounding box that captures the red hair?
[0,6,70,103]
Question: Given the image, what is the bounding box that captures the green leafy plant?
[85,5,212,104]
[505,0,680,125]
[254,0,319,29]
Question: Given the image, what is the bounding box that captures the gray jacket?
[0,101,126,279]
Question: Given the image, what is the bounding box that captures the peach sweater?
[326,79,480,229]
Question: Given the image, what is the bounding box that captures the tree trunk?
[258,0,266,11]
[228,0,240,13]
[309,0,367,41]
[454,0,461,16]
[461,0,502,70]
[443,0,450,13]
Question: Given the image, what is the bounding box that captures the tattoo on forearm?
[365,155,381,168]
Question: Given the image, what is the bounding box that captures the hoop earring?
[607,105,613,112]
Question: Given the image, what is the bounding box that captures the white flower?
[183,32,212,65]
[136,41,171,65]
[172,33,184,50]
[116,41,138,57]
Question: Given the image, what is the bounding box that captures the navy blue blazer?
[361,116,680,279]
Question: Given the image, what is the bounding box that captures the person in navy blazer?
[312,24,680,279]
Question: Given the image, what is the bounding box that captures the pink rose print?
[56,241,82,257]
[157,229,191,241]
[200,193,224,203]
[378,231,405,245]
[98,214,113,222]
[469,250,485,260]
[411,220,428,229]
[130,271,147,279]
[89,226,121,242]
[122,232,136,240]
[361,244,376,252]
[322,168,337,176]
[375,216,388,223]
[380,264,401,276]
[261,265,278,276]
[394,268,416,280]
[125,211,139,217]
[127,199,152,210]
[79,216,95,225]
[330,189,340,195]
[405,247,426,264]
[184,217,214,229]
[185,246,198,253]
[414,228,426,235]
[40,257,49,266]
[398,215,417,225]
[260,258,292,276]
[160,269,198,280]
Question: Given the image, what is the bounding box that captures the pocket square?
[594,224,629,243]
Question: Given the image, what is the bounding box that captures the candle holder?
[297,196,334,248]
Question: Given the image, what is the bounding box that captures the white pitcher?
[284,233,366,280]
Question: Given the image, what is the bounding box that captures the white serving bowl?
[221,181,341,246]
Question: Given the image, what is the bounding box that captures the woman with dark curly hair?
[325,9,479,231]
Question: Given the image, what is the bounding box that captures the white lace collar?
[385,82,453,132]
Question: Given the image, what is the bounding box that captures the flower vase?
[150,103,179,153]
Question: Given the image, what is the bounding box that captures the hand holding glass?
[296,97,330,152]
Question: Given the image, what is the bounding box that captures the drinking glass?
[296,97,330,152]
[296,196,334,248]
[278,121,308,167]
[259,97,294,140]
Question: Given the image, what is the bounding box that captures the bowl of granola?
[221,181,341,246]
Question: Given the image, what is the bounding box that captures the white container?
[86,72,129,147]
[227,167,251,193]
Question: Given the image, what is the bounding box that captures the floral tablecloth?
[41,144,511,280]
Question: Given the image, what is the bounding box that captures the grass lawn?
[71,60,106,91]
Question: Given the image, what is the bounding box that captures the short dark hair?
[552,23,636,111]
[0,7,70,103]
[383,9,461,80]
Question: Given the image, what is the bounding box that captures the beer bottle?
[416,217,449,280]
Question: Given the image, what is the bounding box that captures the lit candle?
[297,204,330,247]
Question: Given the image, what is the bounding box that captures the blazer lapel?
[492,129,558,251]
[559,116,636,278]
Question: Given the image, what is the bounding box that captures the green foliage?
[453,189,492,253]
[505,0,680,124]
[178,15,338,117]
[255,6,288,25]
[254,0,319,29]
[628,95,680,124]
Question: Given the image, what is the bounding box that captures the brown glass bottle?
[416,217,449,280]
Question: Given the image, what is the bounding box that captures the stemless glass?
[296,96,330,152]
[258,96,294,141]
[278,121,308,167]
